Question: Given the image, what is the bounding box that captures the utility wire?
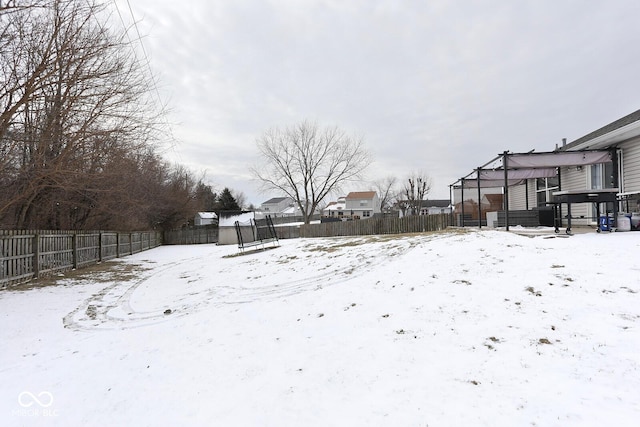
[112,0,178,153]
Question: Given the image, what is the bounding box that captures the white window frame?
[536,177,559,206]
[588,159,618,221]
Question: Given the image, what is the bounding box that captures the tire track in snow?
[63,233,446,330]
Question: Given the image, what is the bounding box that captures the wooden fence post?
[33,233,40,279]
[72,232,78,269]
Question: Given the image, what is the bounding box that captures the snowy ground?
[1,228,639,426]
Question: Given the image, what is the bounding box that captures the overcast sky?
[115,0,640,205]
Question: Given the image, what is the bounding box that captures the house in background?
[503,109,640,227]
[481,194,504,214]
[345,191,380,219]
[453,199,480,221]
[422,199,452,215]
[322,192,380,219]
[257,196,321,220]
[455,108,640,229]
[259,197,295,216]
[194,212,218,226]
[555,109,640,224]
[396,199,452,217]
[323,196,347,218]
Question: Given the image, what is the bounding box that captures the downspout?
[477,167,482,228]
[557,167,562,228]
[449,185,453,225]
[611,147,619,226]
[460,179,465,227]
[503,151,510,231]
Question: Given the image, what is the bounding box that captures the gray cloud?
[119,0,640,204]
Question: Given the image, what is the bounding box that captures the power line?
[112,0,178,153]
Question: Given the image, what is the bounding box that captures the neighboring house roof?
[562,108,640,151]
[281,206,297,215]
[346,191,376,199]
[324,201,345,211]
[482,194,503,205]
[421,199,450,208]
[455,199,478,205]
[397,199,450,208]
[262,197,291,205]
[196,212,218,219]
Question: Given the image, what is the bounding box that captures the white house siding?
[344,194,380,218]
[260,198,294,215]
[558,166,591,226]
[621,136,640,194]
[495,169,610,226]
[507,182,527,210]
[507,181,539,211]
[527,180,538,209]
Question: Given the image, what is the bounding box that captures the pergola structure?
[451,148,618,232]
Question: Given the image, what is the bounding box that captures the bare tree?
[403,172,432,216]
[0,0,169,229]
[232,190,247,210]
[252,121,371,224]
[372,175,400,214]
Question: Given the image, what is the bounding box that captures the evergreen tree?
[194,183,217,211]
[217,188,240,213]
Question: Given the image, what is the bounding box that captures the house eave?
[563,119,640,151]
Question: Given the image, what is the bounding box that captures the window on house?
[363,210,370,217]
[360,200,368,207]
[590,162,614,190]
[590,162,615,219]
[338,211,343,217]
[536,176,559,206]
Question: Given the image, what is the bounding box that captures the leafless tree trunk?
[404,172,431,215]
[252,121,371,224]
[373,175,400,214]
[0,0,176,230]
[232,190,247,210]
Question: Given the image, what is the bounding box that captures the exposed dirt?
[5,261,149,291]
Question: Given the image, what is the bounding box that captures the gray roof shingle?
[562,108,640,150]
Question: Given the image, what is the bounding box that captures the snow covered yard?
[1,228,639,426]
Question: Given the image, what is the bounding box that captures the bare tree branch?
[252,121,371,224]
[0,0,175,230]
[403,171,432,216]
[372,175,400,214]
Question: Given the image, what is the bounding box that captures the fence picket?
[0,230,162,287]
[299,214,451,238]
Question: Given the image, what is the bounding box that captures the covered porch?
[450,149,622,233]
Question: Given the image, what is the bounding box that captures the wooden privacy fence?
[163,224,301,244]
[272,225,300,239]
[0,230,162,287]
[299,213,452,238]
[163,226,219,245]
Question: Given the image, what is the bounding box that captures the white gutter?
[565,119,640,151]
